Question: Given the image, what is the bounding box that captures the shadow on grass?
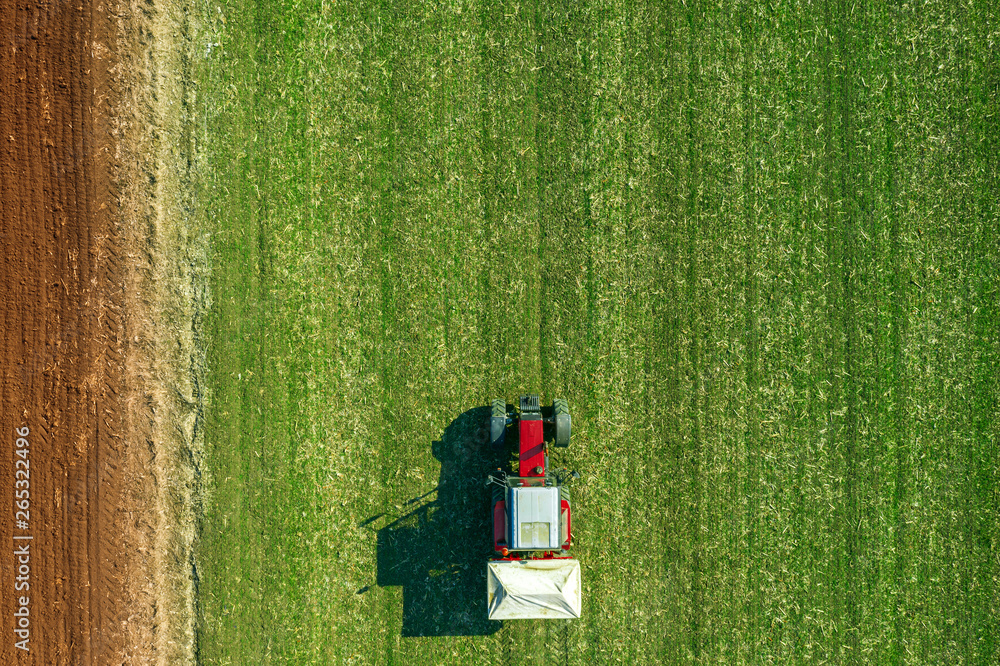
[370,406,505,637]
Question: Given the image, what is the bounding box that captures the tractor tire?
[553,398,571,448]
[490,399,507,449]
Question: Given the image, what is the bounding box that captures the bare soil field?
[0,0,197,663]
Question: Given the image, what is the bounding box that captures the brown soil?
[0,0,188,663]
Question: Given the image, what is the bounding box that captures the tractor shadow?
[370,406,509,637]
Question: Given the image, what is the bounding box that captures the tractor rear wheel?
[490,399,507,448]
[553,398,571,448]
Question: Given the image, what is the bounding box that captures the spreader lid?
[487,559,582,620]
[509,486,561,550]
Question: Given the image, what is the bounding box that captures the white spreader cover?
[487,559,582,620]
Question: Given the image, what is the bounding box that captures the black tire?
[490,399,507,448]
[553,398,571,447]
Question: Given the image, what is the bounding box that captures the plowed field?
[0,1,191,663]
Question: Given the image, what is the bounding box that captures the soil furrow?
[0,0,184,662]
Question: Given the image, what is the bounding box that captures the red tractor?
[485,395,582,620]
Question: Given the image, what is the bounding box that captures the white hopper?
[487,559,582,620]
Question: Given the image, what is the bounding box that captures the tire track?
[738,6,762,659]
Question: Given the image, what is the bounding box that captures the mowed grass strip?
[190,0,999,664]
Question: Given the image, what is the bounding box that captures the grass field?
[187,0,999,663]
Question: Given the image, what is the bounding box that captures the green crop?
[189,0,999,663]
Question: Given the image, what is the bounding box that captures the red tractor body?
[518,417,546,478]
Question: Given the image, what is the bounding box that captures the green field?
[188,0,999,663]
